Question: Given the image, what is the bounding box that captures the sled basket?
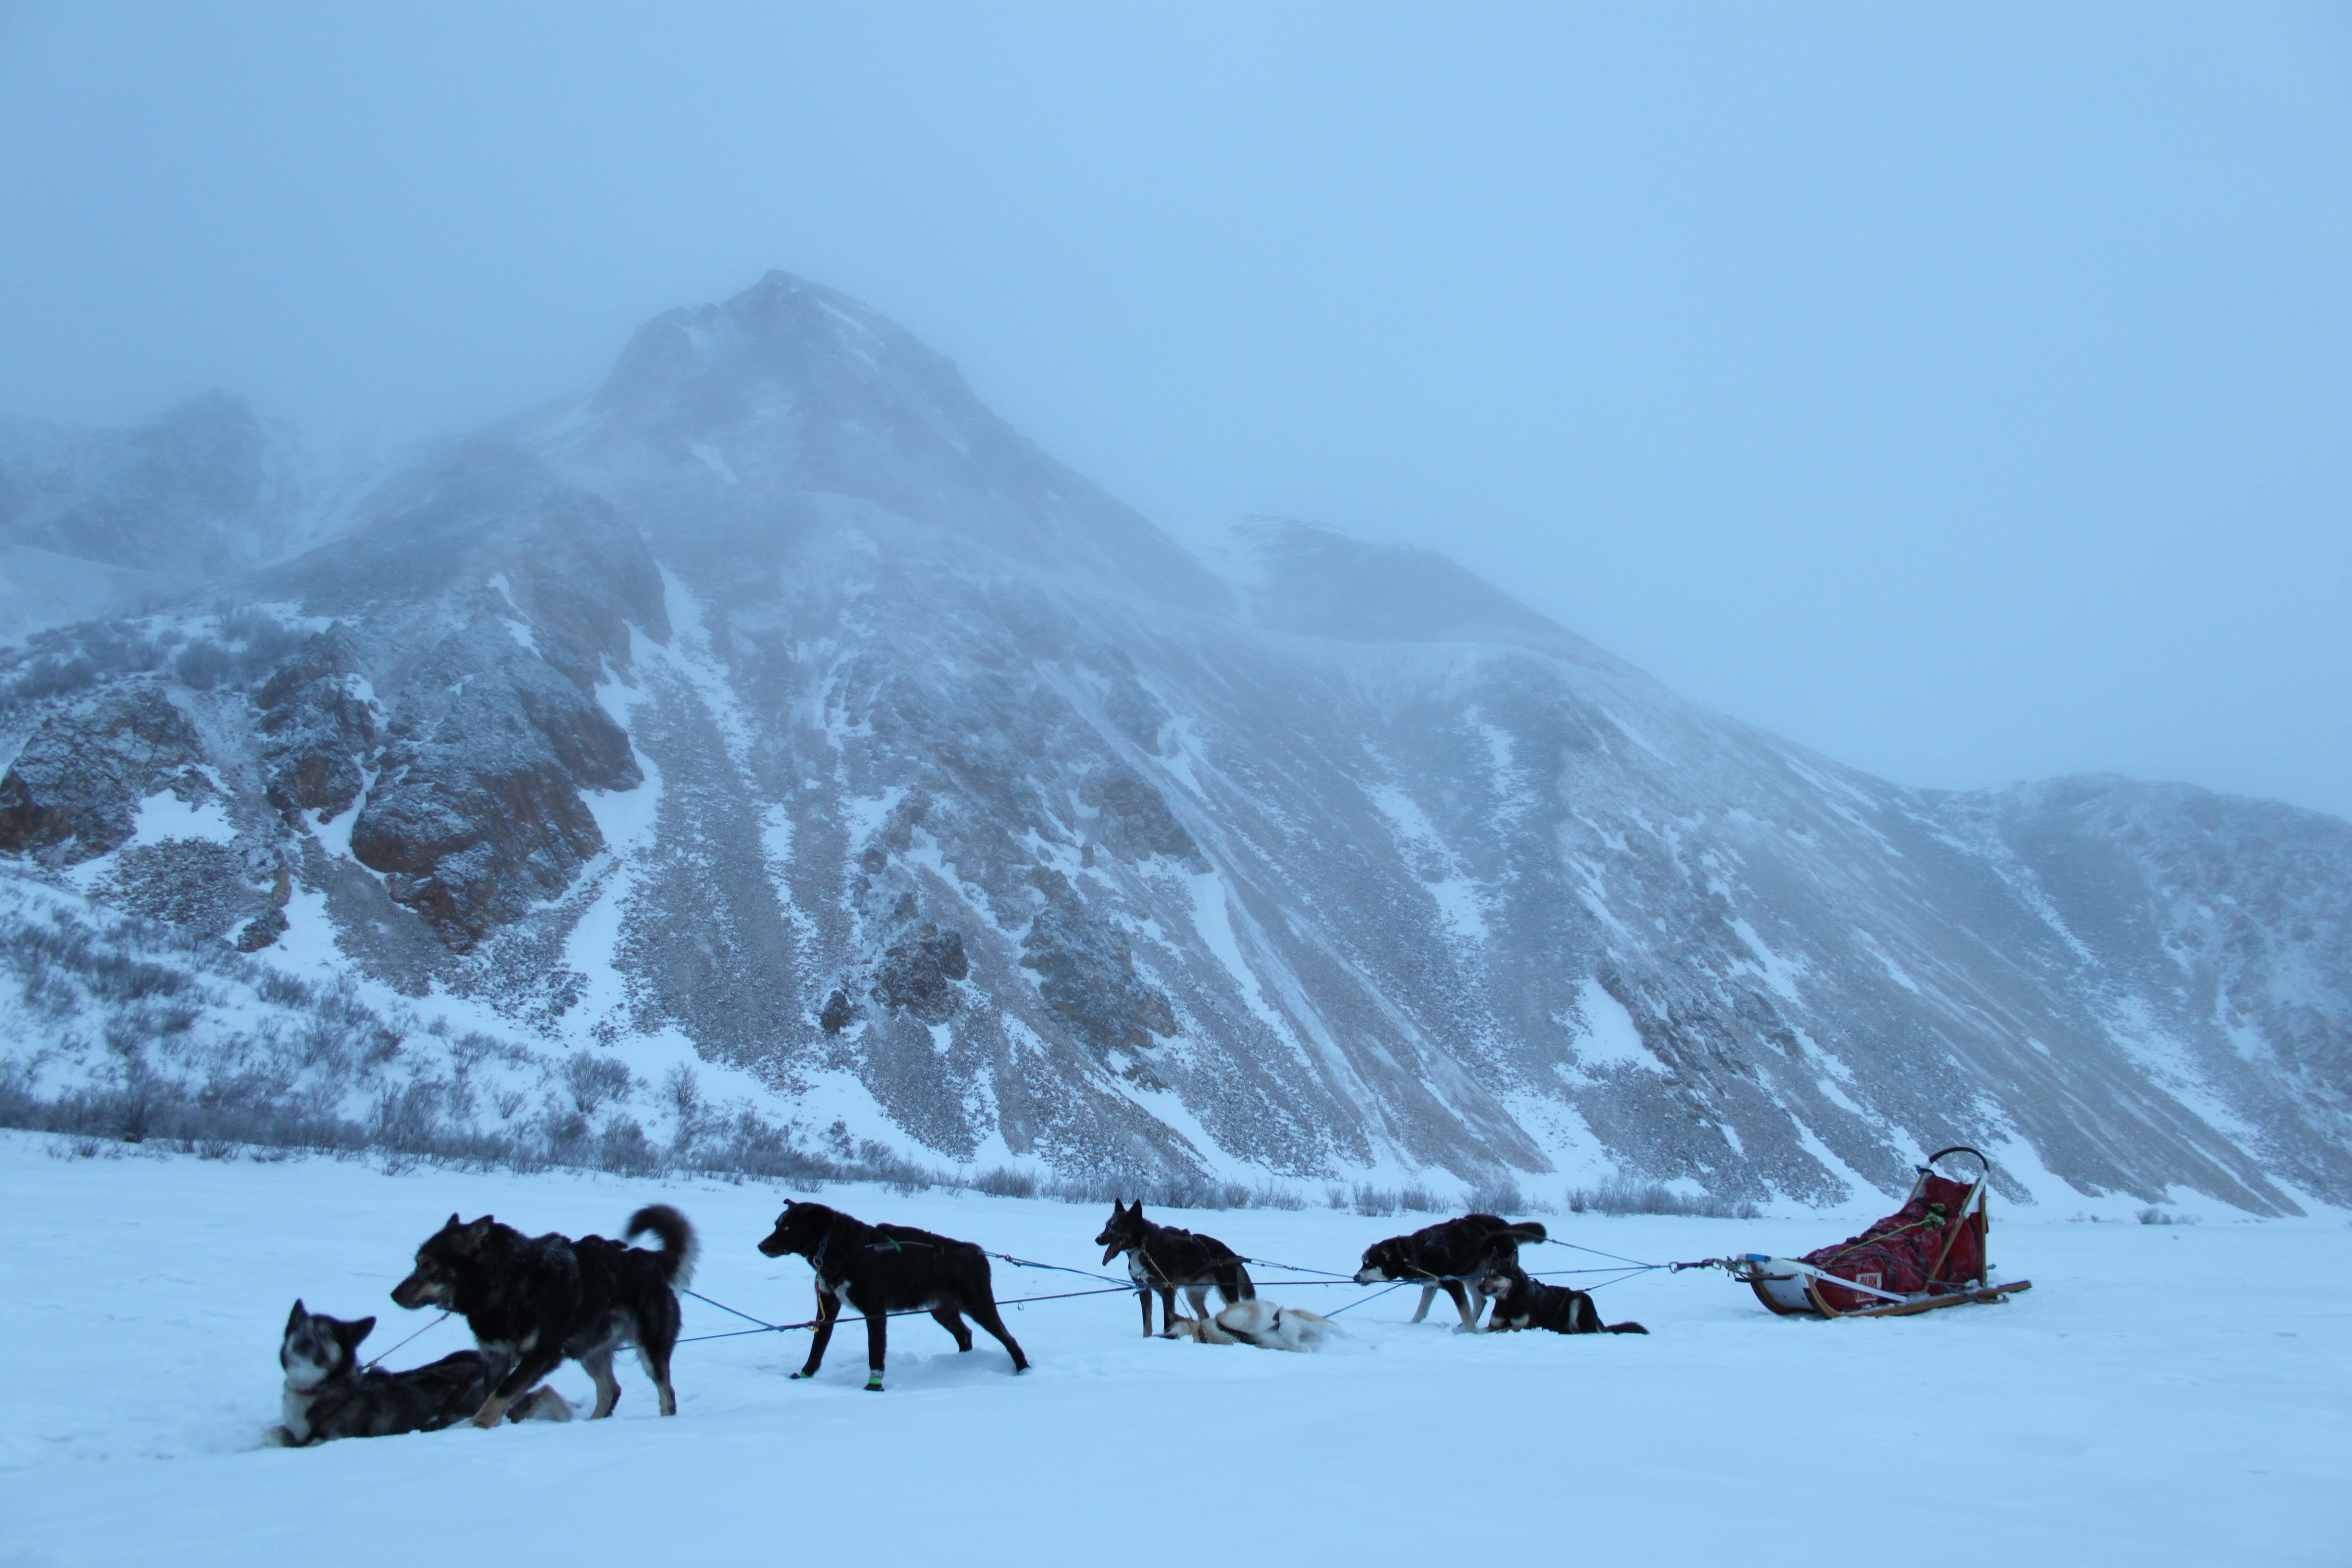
[1727,1148,2032,1318]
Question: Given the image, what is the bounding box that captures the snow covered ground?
[0,1132,2344,1567]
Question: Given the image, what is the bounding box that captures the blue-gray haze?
[0,2,2347,819]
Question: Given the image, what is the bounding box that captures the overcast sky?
[2,3,2347,819]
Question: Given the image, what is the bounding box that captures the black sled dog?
[390,1205,695,1425]
[1095,1199,1255,1337]
[1353,1213,1548,1332]
[267,1300,573,1446]
[758,1201,1029,1392]
[1479,1264,1648,1335]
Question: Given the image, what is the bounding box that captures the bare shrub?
[971,1166,1039,1199]
[254,970,314,1009]
[596,1115,662,1176]
[1464,1178,1530,1215]
[662,1063,703,1143]
[560,1051,633,1116]
[1565,1178,1762,1220]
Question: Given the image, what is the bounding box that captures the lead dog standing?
[1353,1214,1548,1332]
[268,1300,573,1446]
[757,1201,1029,1392]
[1095,1199,1255,1337]
[390,1205,695,1425]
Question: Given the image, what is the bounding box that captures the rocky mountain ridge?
[2,272,2346,1213]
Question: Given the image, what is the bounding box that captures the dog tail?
[1492,1220,1548,1245]
[626,1204,698,1289]
[1603,1320,1648,1335]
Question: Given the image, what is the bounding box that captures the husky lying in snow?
[1353,1213,1548,1332]
[267,1300,572,1446]
[1478,1265,1648,1335]
[390,1204,695,1424]
[1095,1199,1255,1337]
[1162,1299,1344,1351]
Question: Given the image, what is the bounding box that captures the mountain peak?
[588,269,961,433]
[561,271,1225,607]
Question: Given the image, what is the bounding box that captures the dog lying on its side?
[1353,1214,1548,1332]
[1478,1265,1649,1335]
[757,1201,1029,1392]
[390,1204,696,1425]
[267,1300,572,1446]
[1161,1298,1344,1352]
[1095,1199,1255,1337]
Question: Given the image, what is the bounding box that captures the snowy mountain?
[0,392,314,641]
[2,271,2346,1212]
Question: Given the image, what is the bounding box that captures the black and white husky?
[267,1300,572,1446]
[1478,1265,1649,1335]
[1095,1199,1255,1337]
[1353,1214,1548,1332]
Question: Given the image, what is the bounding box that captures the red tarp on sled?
[1800,1174,1986,1313]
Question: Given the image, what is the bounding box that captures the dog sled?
[1697,1148,2032,1318]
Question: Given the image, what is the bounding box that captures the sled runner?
[1709,1148,2031,1318]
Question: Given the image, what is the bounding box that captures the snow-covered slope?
[2,272,2346,1212]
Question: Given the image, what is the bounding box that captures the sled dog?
[390,1205,695,1424]
[757,1201,1029,1391]
[267,1300,572,1446]
[1095,1199,1255,1336]
[1478,1264,1648,1335]
[1353,1213,1548,1332]
[1162,1298,1342,1351]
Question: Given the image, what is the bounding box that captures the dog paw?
[789,1371,813,1380]
[863,1377,884,1392]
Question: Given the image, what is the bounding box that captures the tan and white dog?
[1160,1299,1344,1352]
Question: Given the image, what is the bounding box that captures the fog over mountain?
[3,274,2346,1211]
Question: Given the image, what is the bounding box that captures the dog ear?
[341,1316,377,1351]
[288,1299,307,1329]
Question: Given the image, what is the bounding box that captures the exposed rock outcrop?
[0,686,208,862]
[256,626,378,820]
[349,623,638,948]
[870,923,969,1024]
[1020,901,1179,1057]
